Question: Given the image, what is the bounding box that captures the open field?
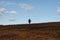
[0,22,60,40]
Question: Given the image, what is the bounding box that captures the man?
[28,19,31,24]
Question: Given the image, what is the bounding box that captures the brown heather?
[0,22,60,40]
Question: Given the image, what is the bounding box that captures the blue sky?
[0,0,60,25]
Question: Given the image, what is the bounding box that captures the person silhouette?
[28,19,31,24]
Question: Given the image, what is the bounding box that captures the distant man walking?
[28,19,31,24]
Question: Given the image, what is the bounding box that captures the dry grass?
[0,22,60,40]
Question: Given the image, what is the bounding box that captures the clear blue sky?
[0,0,60,25]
